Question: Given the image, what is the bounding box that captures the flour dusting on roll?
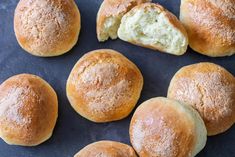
[14,0,81,57]
[180,0,235,57]
[168,62,235,136]
[130,97,207,157]
[74,140,137,157]
[66,49,143,123]
[0,74,58,146]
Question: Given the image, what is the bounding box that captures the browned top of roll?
[168,62,235,135]
[0,74,58,146]
[14,0,81,56]
[99,0,150,17]
[74,141,137,157]
[180,0,235,56]
[66,49,143,122]
[130,97,207,157]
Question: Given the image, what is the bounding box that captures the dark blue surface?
[0,0,234,157]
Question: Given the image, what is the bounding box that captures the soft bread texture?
[168,62,235,136]
[0,74,58,146]
[74,140,137,157]
[118,3,188,55]
[14,0,81,57]
[130,97,207,157]
[180,0,235,57]
[97,0,151,42]
[66,49,143,123]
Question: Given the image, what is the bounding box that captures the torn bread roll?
[118,3,188,55]
[0,74,58,146]
[97,0,151,42]
[66,49,143,123]
[180,0,235,57]
[168,62,235,135]
[14,0,81,57]
[74,141,137,157]
[130,97,207,157]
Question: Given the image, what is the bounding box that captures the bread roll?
[74,140,137,157]
[130,97,207,157]
[14,0,81,57]
[180,0,235,57]
[66,49,143,123]
[0,74,58,146]
[118,3,188,55]
[168,62,235,135]
[97,0,151,42]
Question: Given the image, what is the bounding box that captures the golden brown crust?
[130,97,199,157]
[168,62,235,135]
[97,0,151,41]
[66,49,143,123]
[180,0,235,57]
[0,74,58,146]
[14,0,81,57]
[74,141,137,157]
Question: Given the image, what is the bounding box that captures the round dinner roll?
[130,97,207,157]
[0,74,58,146]
[14,0,81,57]
[180,0,235,57]
[168,62,235,136]
[66,49,143,123]
[118,3,188,55]
[97,0,151,42]
[74,140,137,157]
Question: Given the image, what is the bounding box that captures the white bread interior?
[118,3,188,55]
[99,15,122,41]
[97,0,152,42]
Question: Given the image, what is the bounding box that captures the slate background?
[0,0,234,156]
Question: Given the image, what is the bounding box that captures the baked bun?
[74,140,137,157]
[66,49,143,123]
[180,0,235,57]
[118,3,188,55]
[97,0,151,42]
[130,97,207,157]
[14,0,81,57]
[0,74,58,146]
[168,62,235,136]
